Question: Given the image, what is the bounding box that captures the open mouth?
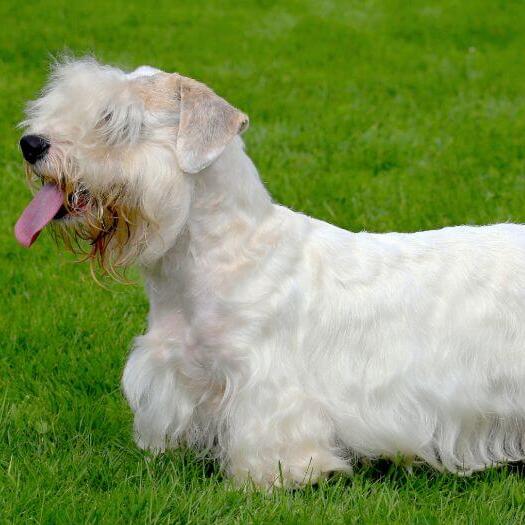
[14,183,88,247]
[54,189,89,221]
[53,203,69,220]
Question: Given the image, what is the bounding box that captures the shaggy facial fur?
[16,58,525,488]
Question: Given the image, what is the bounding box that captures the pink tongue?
[14,184,65,247]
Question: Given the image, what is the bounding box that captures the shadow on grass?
[129,444,525,495]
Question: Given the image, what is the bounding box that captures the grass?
[2,0,525,522]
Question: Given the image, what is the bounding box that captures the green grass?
[3,0,525,522]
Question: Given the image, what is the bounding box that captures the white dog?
[15,58,525,488]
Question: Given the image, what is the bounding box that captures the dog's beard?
[25,162,150,279]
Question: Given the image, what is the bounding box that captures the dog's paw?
[228,448,350,489]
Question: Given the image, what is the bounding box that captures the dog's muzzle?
[20,134,50,164]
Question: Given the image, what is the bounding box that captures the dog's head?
[15,58,248,273]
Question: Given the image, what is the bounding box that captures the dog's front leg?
[224,382,350,488]
[122,333,196,452]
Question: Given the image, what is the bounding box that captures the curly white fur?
[22,58,525,488]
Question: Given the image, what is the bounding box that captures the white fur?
[23,59,525,488]
[127,65,162,79]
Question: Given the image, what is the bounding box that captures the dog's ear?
[174,75,249,174]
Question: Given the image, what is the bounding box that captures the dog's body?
[16,59,525,487]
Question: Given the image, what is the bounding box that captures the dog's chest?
[146,305,248,396]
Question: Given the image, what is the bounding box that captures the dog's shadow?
[335,457,525,492]
[501,460,525,476]
[137,448,525,494]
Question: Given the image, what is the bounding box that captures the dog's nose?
[20,134,50,164]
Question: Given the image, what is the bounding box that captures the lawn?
[2,0,525,522]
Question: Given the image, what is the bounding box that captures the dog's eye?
[95,105,144,146]
[96,111,113,128]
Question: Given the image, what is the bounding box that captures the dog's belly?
[299,220,525,471]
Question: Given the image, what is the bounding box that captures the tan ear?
[175,75,249,174]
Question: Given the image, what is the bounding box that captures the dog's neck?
[142,137,274,322]
[187,136,273,257]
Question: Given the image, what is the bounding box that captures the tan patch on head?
[133,73,176,111]
[133,72,249,174]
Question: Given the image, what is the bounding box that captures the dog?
[14,57,525,488]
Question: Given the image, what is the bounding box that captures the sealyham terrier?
[14,58,525,488]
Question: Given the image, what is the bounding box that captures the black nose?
[20,134,50,164]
